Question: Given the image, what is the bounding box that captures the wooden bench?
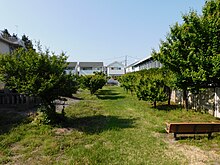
[165,122,220,139]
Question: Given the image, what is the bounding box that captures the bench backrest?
[166,123,220,133]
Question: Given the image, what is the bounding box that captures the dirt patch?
[54,128,73,135]
[164,133,220,165]
[55,97,80,113]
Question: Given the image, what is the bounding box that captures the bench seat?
[165,122,220,139]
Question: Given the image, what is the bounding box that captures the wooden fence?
[0,93,40,109]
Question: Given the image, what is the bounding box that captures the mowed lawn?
[0,86,220,164]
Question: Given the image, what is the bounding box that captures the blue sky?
[0,0,205,65]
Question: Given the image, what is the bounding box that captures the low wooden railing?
[0,93,40,109]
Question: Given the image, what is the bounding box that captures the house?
[0,31,25,54]
[78,62,104,75]
[65,62,78,74]
[132,57,162,72]
[125,61,139,73]
[106,61,125,77]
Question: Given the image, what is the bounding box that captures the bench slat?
[165,122,220,139]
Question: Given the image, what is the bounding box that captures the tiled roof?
[67,62,77,67]
[0,31,25,48]
[79,62,103,67]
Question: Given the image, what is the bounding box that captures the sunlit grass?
[0,86,219,164]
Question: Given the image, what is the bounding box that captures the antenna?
[15,25,18,35]
[125,55,127,67]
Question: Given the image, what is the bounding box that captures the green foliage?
[1,86,219,164]
[119,73,139,94]
[152,0,220,108]
[120,68,174,107]
[136,69,168,107]
[0,48,77,123]
[59,73,80,97]
[21,34,34,50]
[1,29,11,39]
[153,0,220,89]
[81,73,107,94]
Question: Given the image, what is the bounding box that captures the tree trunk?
[183,89,188,110]
[154,101,156,108]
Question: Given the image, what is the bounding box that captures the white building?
[78,62,104,76]
[132,57,162,72]
[106,61,125,77]
[125,61,139,73]
[65,62,78,74]
[0,31,25,54]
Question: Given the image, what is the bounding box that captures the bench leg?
[174,133,177,140]
[208,133,212,140]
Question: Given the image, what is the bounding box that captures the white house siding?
[0,41,10,54]
[107,68,124,76]
[133,66,140,72]
[107,61,125,76]
[79,69,102,76]
[125,66,133,73]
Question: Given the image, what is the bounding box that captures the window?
[82,67,92,70]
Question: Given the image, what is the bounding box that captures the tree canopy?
[0,48,78,122]
[152,0,220,108]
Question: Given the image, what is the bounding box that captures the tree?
[22,34,34,50]
[136,70,168,108]
[81,73,107,94]
[119,73,139,95]
[0,48,75,123]
[152,0,220,109]
[1,29,11,39]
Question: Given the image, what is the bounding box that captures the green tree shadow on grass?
[62,115,136,134]
[0,110,30,135]
[154,104,182,111]
[95,89,125,100]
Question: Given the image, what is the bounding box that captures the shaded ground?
[56,115,136,134]
[95,89,125,100]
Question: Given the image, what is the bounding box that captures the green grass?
[0,86,220,164]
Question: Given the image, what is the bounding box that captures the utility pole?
[15,25,18,35]
[125,55,127,74]
[125,55,127,67]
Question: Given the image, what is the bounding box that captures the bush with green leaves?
[0,48,78,123]
[136,70,168,108]
[81,73,107,94]
[119,73,139,95]
[59,73,80,97]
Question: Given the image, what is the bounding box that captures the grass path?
[0,86,220,164]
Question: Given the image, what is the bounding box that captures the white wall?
[0,41,10,54]
[107,62,125,76]
[79,69,102,76]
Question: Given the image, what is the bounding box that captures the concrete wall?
[214,88,220,118]
[171,88,220,118]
